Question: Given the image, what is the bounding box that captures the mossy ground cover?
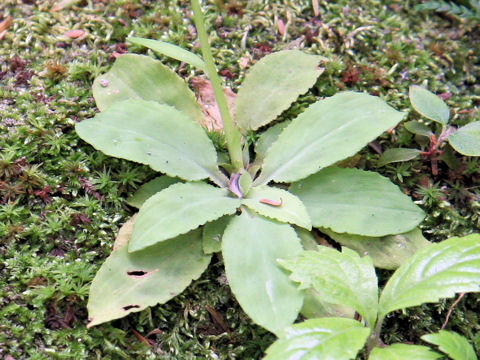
[0,0,479,358]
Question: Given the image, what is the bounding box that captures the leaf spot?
[122,304,140,311]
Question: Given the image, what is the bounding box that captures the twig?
[441,292,465,329]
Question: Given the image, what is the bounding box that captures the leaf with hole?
[92,54,203,123]
[257,92,406,184]
[378,234,480,320]
[290,167,424,237]
[222,211,303,335]
[87,228,210,327]
[264,318,370,360]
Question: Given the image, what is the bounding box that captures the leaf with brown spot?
[189,77,236,132]
[0,16,12,40]
[87,229,211,327]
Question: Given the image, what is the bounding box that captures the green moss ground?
[0,0,479,358]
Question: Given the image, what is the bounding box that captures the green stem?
[191,0,243,172]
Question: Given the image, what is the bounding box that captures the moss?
[0,0,478,358]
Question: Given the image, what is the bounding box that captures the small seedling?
[76,0,425,335]
[267,234,480,360]
[378,85,480,174]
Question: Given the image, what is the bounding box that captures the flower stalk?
[190,0,244,173]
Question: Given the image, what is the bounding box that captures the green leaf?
[87,228,210,327]
[257,92,406,184]
[254,121,291,160]
[280,247,378,328]
[129,182,240,252]
[422,330,477,360]
[202,216,231,254]
[76,100,224,184]
[127,37,206,71]
[92,54,203,123]
[264,318,370,360]
[378,234,480,320]
[296,227,318,251]
[290,167,424,237]
[448,121,480,156]
[409,85,450,124]
[126,176,179,208]
[301,288,356,319]
[242,185,311,229]
[404,120,434,137]
[323,227,430,270]
[222,212,303,335]
[369,344,441,360]
[377,148,421,167]
[235,50,325,131]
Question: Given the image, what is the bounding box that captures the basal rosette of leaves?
[75,2,426,335]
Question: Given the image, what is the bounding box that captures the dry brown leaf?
[312,0,319,17]
[189,77,236,132]
[277,19,285,35]
[113,215,136,251]
[0,16,12,34]
[238,56,250,69]
[63,29,85,38]
[205,305,230,333]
